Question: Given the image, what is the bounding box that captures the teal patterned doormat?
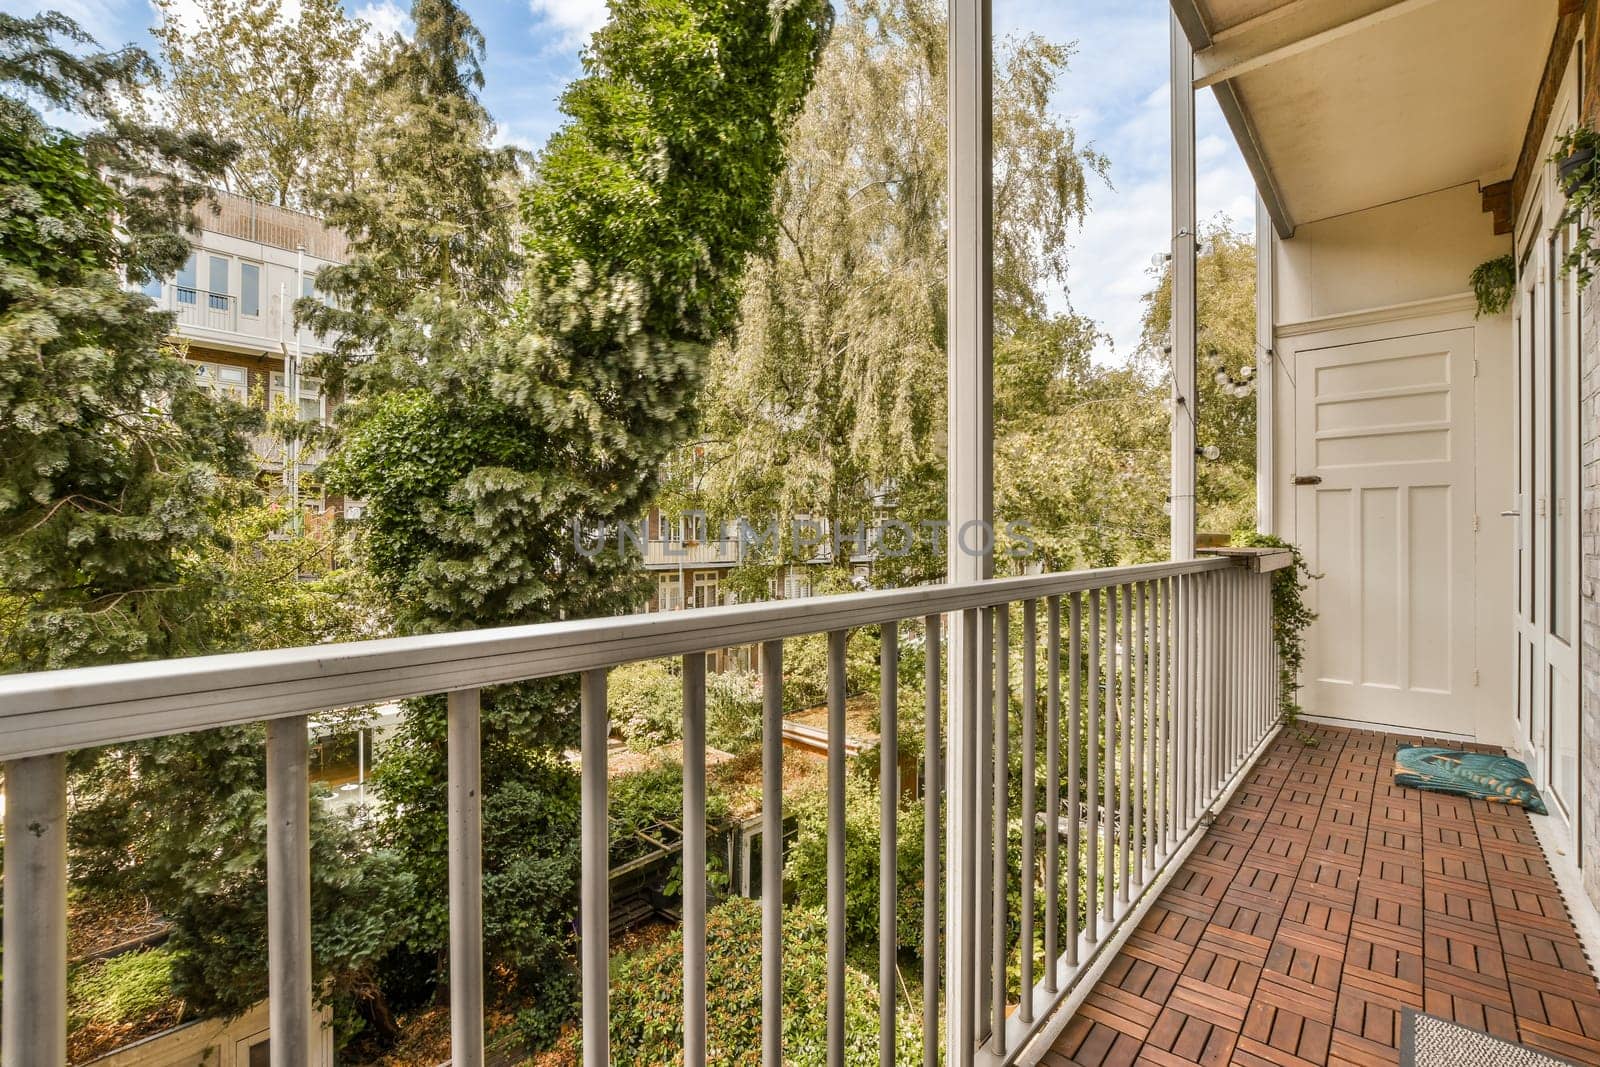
[1392,745,1547,814]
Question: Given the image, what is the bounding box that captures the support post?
[266,716,314,1067]
[2,754,67,1067]
[947,0,993,1056]
[1170,10,1198,562]
[1254,194,1276,534]
[448,689,485,1067]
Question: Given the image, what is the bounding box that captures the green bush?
[705,669,763,752]
[783,631,881,712]
[611,659,685,751]
[610,762,733,865]
[785,774,929,958]
[69,948,178,1029]
[585,898,921,1065]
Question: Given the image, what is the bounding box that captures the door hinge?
[1473,358,1479,378]
[1473,515,1480,532]
[1473,668,1480,686]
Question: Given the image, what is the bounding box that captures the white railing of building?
[0,551,1284,1067]
[641,537,744,568]
[173,287,238,333]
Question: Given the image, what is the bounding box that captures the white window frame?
[269,372,327,424]
[192,360,249,403]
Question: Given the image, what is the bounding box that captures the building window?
[691,572,719,609]
[240,262,261,317]
[656,573,682,611]
[207,255,229,310]
[193,361,248,403]
[270,372,325,423]
[175,253,198,304]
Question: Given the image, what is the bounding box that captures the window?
[656,573,682,611]
[193,361,248,403]
[207,255,229,310]
[240,262,261,317]
[175,253,198,304]
[270,372,325,423]
[691,572,719,609]
[140,274,162,300]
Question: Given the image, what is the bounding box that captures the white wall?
[1269,182,1516,743]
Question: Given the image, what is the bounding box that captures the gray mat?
[1401,1008,1582,1067]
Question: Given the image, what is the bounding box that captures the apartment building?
[144,189,347,508]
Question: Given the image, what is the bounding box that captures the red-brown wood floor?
[1045,724,1600,1067]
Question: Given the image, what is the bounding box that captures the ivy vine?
[1552,124,1600,289]
[1231,531,1319,742]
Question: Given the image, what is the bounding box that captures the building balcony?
[641,537,745,569]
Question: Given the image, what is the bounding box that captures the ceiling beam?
[1193,0,1447,89]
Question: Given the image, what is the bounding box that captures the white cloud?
[354,0,412,52]
[529,0,608,48]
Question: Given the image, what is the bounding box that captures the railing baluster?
[1119,585,1133,906]
[1086,589,1100,945]
[266,715,313,1067]
[1,753,67,1067]
[1160,576,1172,856]
[761,641,784,1067]
[828,629,848,1067]
[992,602,1009,1053]
[1178,574,1192,832]
[580,668,610,1067]
[447,689,485,1067]
[1044,596,1062,992]
[949,607,980,1061]
[1103,588,1117,925]
[923,615,941,1067]
[1020,599,1037,1022]
[976,607,993,1042]
[1134,583,1147,888]
[880,622,899,1067]
[1067,592,1083,967]
[683,653,708,1064]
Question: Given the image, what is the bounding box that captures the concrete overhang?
[1173,0,1559,237]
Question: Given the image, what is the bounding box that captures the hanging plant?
[1469,254,1515,317]
[1552,124,1600,289]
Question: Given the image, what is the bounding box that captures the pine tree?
[301,0,524,395]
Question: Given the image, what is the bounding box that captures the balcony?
[642,537,745,569]
[173,287,237,333]
[1,553,1298,1064]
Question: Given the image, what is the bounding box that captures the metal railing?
[0,551,1283,1066]
[641,537,744,568]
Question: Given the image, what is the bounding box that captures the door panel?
[1297,329,1476,730]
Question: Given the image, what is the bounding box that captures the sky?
[19,0,1256,363]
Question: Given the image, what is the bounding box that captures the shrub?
[610,762,733,865]
[705,669,763,752]
[783,631,881,712]
[578,898,921,1065]
[785,774,929,958]
[611,659,685,751]
[69,948,178,1029]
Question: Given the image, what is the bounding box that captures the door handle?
[1501,510,1520,517]
[1292,475,1322,486]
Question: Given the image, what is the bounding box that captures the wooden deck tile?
[1049,725,1600,1066]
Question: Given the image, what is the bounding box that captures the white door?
[1295,329,1478,732]
[1513,210,1581,836]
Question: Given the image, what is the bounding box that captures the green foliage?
[785,775,927,956]
[680,0,1105,580]
[782,631,881,712]
[1553,124,1600,289]
[150,0,364,209]
[609,761,733,869]
[1471,254,1516,318]
[69,729,416,1031]
[68,948,178,1029]
[1231,532,1317,728]
[583,898,922,1065]
[302,0,525,395]
[0,11,247,672]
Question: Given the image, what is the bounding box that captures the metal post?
[880,622,899,1067]
[1256,195,1276,535]
[580,670,610,1067]
[923,616,942,1067]
[448,689,485,1067]
[947,0,993,1049]
[683,654,708,1064]
[762,641,785,1067]
[828,629,848,1067]
[1170,11,1198,562]
[2,754,67,1067]
[266,716,313,1067]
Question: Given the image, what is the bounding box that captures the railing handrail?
[0,557,1232,760]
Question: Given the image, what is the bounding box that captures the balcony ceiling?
[1179,0,1558,234]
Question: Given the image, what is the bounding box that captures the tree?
[301,0,525,396]
[0,10,246,671]
[326,0,831,1043]
[149,0,365,209]
[674,0,1106,585]
[1138,218,1258,535]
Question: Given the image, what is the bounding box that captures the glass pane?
[299,396,321,422]
[1550,233,1574,642]
[240,263,260,316]
[175,253,197,303]
[248,1040,270,1067]
[747,832,762,899]
[141,276,162,299]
